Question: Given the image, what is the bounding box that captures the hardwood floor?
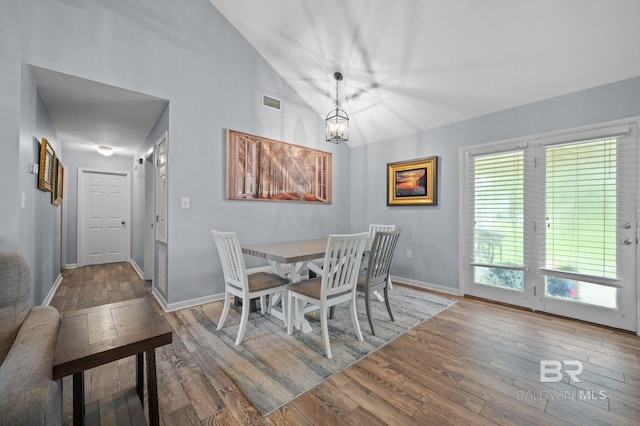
[50,263,640,425]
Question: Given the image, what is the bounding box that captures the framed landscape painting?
[38,137,55,192]
[387,156,438,206]
[51,157,64,205]
[226,129,332,203]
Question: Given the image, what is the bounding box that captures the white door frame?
[459,117,640,333]
[155,132,168,244]
[143,150,155,280]
[77,167,131,267]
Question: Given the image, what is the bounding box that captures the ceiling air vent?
[262,94,281,111]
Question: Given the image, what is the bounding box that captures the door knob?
[623,238,633,245]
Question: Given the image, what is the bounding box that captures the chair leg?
[235,300,250,345]
[259,295,267,315]
[383,285,394,322]
[365,289,375,336]
[320,304,332,359]
[217,292,231,330]
[281,290,288,329]
[350,295,364,342]
[287,291,294,335]
[387,275,393,290]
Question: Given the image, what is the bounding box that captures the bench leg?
[73,372,85,426]
[146,349,159,426]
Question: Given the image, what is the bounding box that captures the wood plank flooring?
[50,263,640,425]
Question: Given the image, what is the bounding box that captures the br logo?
[540,360,583,383]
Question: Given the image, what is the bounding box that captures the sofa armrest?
[0,306,62,426]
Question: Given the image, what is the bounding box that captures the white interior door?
[143,152,155,280]
[155,132,167,243]
[78,169,130,266]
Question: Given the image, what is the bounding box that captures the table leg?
[72,372,85,426]
[136,352,144,403]
[146,349,160,426]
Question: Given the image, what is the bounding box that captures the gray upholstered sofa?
[0,251,62,426]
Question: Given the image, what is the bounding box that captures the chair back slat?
[366,230,401,286]
[321,232,368,298]
[211,230,248,292]
[368,224,396,239]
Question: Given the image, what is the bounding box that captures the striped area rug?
[176,285,456,416]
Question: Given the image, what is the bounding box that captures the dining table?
[242,239,327,332]
[241,237,372,333]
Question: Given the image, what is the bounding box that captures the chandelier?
[325,72,349,144]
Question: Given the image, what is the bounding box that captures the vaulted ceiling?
[32,1,640,155]
[210,0,640,147]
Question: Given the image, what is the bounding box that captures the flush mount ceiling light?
[325,72,349,144]
[97,145,114,156]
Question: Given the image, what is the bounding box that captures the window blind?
[544,138,617,279]
[471,151,525,268]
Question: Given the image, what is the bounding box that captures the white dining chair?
[211,230,289,345]
[366,224,396,295]
[368,224,396,238]
[357,230,401,335]
[286,232,369,359]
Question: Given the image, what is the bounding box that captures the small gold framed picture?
[387,156,437,206]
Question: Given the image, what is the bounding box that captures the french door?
[461,122,638,331]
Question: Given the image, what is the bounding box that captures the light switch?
[181,196,190,209]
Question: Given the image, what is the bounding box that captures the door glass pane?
[545,276,617,308]
[473,151,524,290]
[474,265,524,290]
[545,138,617,278]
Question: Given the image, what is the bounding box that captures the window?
[471,150,525,290]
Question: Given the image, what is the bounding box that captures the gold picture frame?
[226,129,332,203]
[387,156,438,206]
[38,137,55,192]
[52,157,64,205]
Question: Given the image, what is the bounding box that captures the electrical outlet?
[406,249,413,259]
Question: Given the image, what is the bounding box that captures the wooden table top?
[241,239,329,264]
[242,237,372,264]
[53,298,172,379]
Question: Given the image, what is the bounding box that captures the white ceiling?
[31,1,640,155]
[31,66,168,157]
[210,0,640,147]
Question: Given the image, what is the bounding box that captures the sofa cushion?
[0,252,31,364]
[0,306,62,426]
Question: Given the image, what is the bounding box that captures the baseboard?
[160,291,226,313]
[42,273,63,306]
[151,287,169,312]
[129,259,144,280]
[64,263,78,269]
[391,275,462,296]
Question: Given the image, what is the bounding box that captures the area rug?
[175,285,456,416]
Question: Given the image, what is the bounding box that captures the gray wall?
[1,0,21,250]
[21,0,351,304]
[16,65,62,305]
[351,76,640,291]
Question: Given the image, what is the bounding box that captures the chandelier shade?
[325,72,349,144]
